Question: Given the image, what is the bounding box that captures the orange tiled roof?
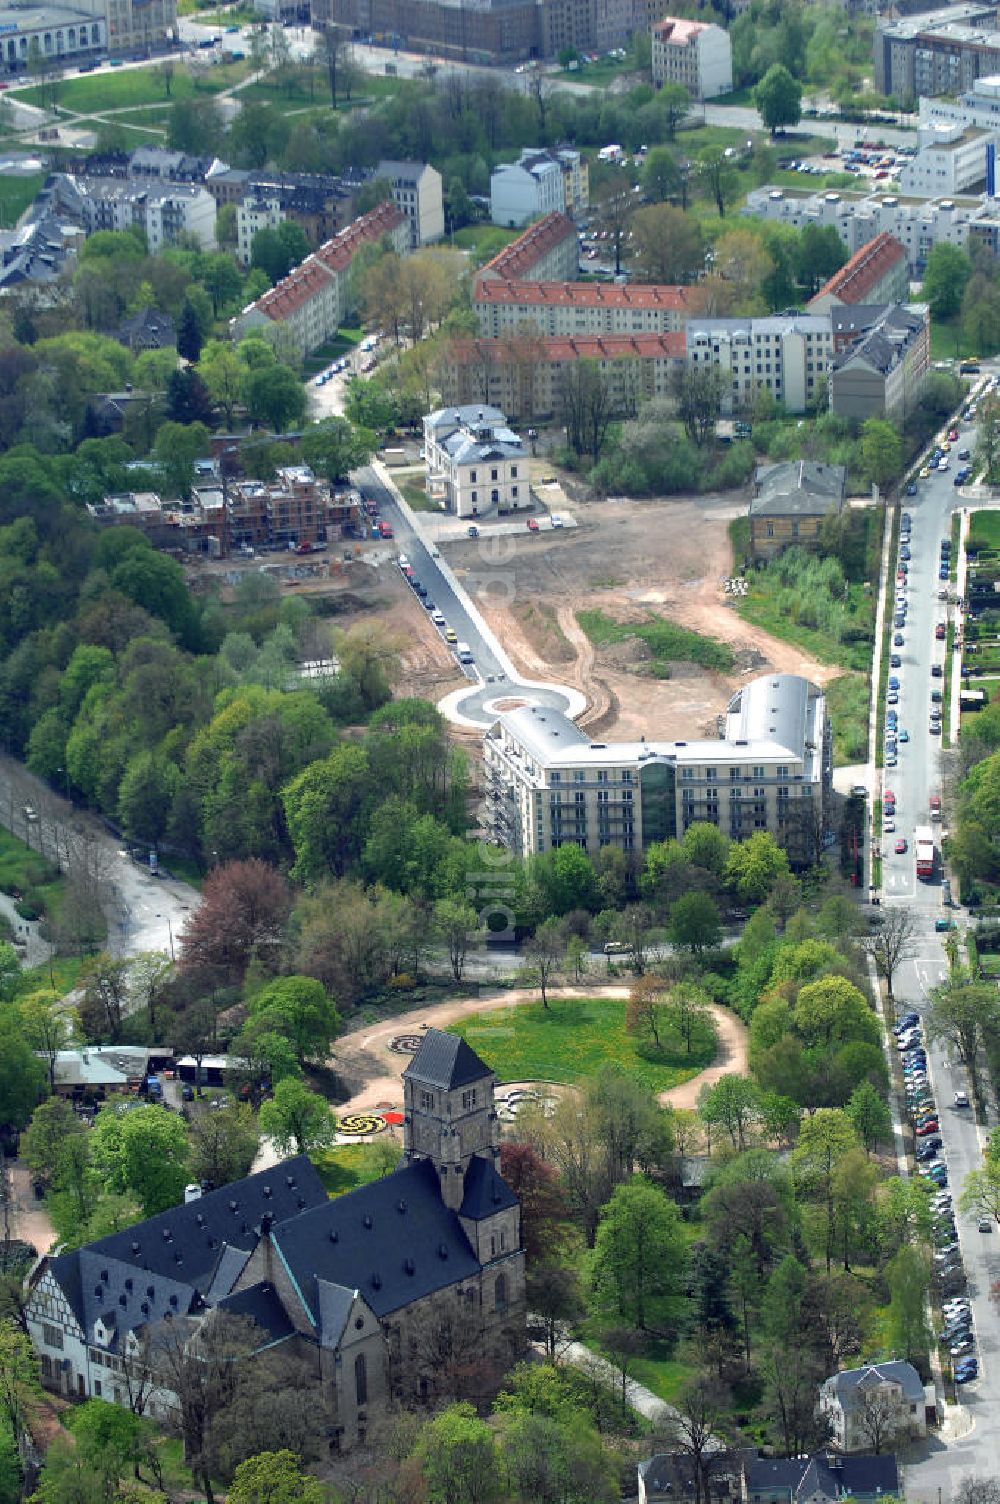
[314,200,406,273]
[474,279,690,310]
[808,232,906,308]
[446,332,686,362]
[248,201,406,322]
[477,211,577,282]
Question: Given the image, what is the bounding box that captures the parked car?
[955,1090,970,1107]
[936,623,946,639]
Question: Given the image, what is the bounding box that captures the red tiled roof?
[254,255,333,319]
[808,232,906,308]
[248,201,406,322]
[314,200,406,274]
[474,279,690,310]
[446,332,686,363]
[477,211,577,282]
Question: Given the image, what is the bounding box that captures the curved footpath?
[331,987,748,1120]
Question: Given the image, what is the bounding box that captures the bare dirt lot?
[449,491,837,740]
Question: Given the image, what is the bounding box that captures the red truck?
[378,520,394,539]
[929,794,941,821]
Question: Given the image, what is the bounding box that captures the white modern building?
[236,194,283,267]
[490,158,565,228]
[651,16,732,99]
[744,183,1000,271]
[485,673,831,863]
[685,312,834,415]
[375,159,444,247]
[899,121,994,196]
[423,403,528,518]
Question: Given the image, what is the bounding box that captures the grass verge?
[450,995,716,1094]
[312,1140,397,1196]
[0,172,45,228]
[577,607,734,675]
[969,509,1000,551]
[943,619,955,748]
[0,826,62,913]
[825,672,870,766]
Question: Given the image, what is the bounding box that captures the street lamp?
[156,912,175,962]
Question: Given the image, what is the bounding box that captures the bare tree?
[321,23,353,108]
[670,365,725,447]
[151,1312,258,1504]
[862,906,916,1000]
[956,1479,1000,1504]
[402,1300,503,1408]
[655,1373,731,1504]
[523,917,565,1009]
[558,360,617,464]
[596,182,634,276]
[853,1383,901,1454]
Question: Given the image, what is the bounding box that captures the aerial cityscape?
[0,0,999,1498]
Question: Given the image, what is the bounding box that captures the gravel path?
[331,989,748,1121]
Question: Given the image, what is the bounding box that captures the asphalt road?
[358,465,581,727]
[877,382,1000,1497]
[0,753,198,963]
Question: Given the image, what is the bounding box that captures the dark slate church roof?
[47,1155,326,1335]
[402,1031,492,1090]
[215,1282,296,1347]
[459,1154,517,1221]
[273,1158,482,1320]
[41,1036,515,1354]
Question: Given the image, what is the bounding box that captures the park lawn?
[0,826,61,905]
[74,117,164,142]
[312,1141,396,1197]
[450,996,715,1094]
[970,511,1000,550]
[13,57,250,110]
[18,954,88,997]
[825,672,870,765]
[0,171,45,227]
[452,223,520,267]
[578,607,734,675]
[302,328,364,376]
[556,57,639,88]
[240,71,401,109]
[929,318,963,363]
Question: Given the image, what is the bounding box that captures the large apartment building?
[875,4,1000,101]
[475,278,691,337]
[47,172,216,253]
[315,0,669,63]
[744,182,1000,272]
[685,312,834,415]
[231,200,408,356]
[651,15,732,98]
[484,673,831,866]
[438,332,685,422]
[476,211,580,285]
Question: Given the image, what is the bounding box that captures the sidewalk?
[950,507,970,743]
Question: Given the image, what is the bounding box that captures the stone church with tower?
[26,1031,525,1450]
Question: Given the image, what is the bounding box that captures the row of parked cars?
[896,1010,979,1384]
